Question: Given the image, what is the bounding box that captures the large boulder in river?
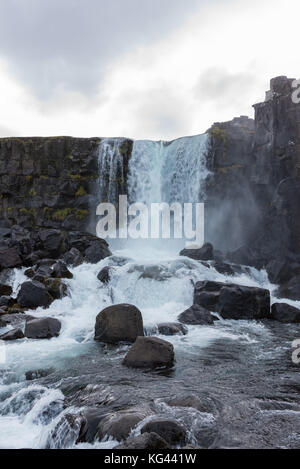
[17,281,53,309]
[123,336,174,369]
[194,280,270,320]
[178,305,214,325]
[94,304,144,344]
[24,317,61,339]
[157,322,188,336]
[270,303,300,323]
[141,419,186,446]
[116,432,169,449]
[180,243,214,261]
[97,266,111,284]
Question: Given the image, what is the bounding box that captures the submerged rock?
[157,322,187,336]
[141,419,186,446]
[24,317,61,339]
[123,336,174,369]
[180,243,214,261]
[0,328,24,341]
[94,304,144,344]
[17,281,53,309]
[178,305,214,325]
[116,432,169,449]
[194,280,270,320]
[271,303,300,323]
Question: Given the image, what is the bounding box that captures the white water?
[0,133,290,448]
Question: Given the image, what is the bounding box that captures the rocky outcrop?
[123,336,174,369]
[94,304,144,344]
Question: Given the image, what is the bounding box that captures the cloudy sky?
[0,0,298,140]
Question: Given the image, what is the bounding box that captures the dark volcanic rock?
[0,313,35,328]
[178,305,214,325]
[0,328,24,341]
[62,248,83,267]
[180,243,214,261]
[123,336,174,369]
[43,278,68,300]
[17,281,53,309]
[271,303,300,323]
[194,280,270,320]
[0,284,13,296]
[157,322,188,336]
[275,275,300,301]
[141,419,186,446]
[97,266,111,284]
[84,240,111,264]
[97,405,153,442]
[0,247,22,269]
[38,229,63,256]
[0,296,15,308]
[25,369,54,381]
[94,304,144,344]
[24,317,61,339]
[265,260,300,285]
[51,261,73,279]
[116,432,169,449]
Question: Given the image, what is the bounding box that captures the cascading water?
[0,133,299,449]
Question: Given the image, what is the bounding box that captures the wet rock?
[0,284,12,296]
[84,239,111,264]
[17,281,54,309]
[212,262,236,276]
[115,432,169,449]
[0,328,24,341]
[180,243,214,261]
[77,408,107,443]
[97,266,111,284]
[24,251,49,267]
[44,278,68,300]
[0,246,22,269]
[24,268,35,279]
[265,260,300,285]
[178,305,214,325]
[271,303,300,323]
[167,394,217,414]
[25,369,54,381]
[0,313,35,328]
[97,405,153,441]
[62,248,83,267]
[194,280,270,320]
[275,275,300,301]
[38,229,63,257]
[0,296,15,308]
[157,322,188,336]
[94,304,144,344]
[123,336,174,369]
[51,261,73,279]
[24,317,61,339]
[44,412,86,449]
[141,419,186,446]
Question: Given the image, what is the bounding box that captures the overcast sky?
[0,0,298,140]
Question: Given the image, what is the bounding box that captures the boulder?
[115,432,169,449]
[167,394,216,414]
[178,305,214,325]
[97,266,111,284]
[275,275,300,301]
[97,405,153,441]
[94,304,144,344]
[51,261,73,279]
[25,369,53,381]
[157,322,188,336]
[38,229,63,256]
[0,284,13,296]
[84,240,111,264]
[271,303,300,323]
[17,281,53,309]
[123,337,174,369]
[24,317,61,339]
[0,246,22,269]
[43,278,68,300]
[0,313,35,329]
[141,419,186,446]
[180,243,214,261]
[62,248,83,267]
[194,280,270,320]
[0,296,15,308]
[0,328,24,341]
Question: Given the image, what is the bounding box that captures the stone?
[38,229,63,256]
[115,432,169,449]
[0,313,35,329]
[94,304,144,344]
[0,247,22,269]
[44,278,68,300]
[157,322,188,336]
[97,266,111,284]
[123,336,174,369]
[24,317,61,339]
[275,275,300,301]
[141,419,186,446]
[0,328,24,341]
[51,261,73,279]
[97,405,153,441]
[17,281,53,309]
[271,303,300,323]
[84,240,111,264]
[62,248,83,267]
[178,305,214,325]
[180,243,214,261]
[0,284,13,296]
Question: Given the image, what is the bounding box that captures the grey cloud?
[194,67,262,111]
[0,0,200,100]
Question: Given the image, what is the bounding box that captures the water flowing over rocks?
[115,432,169,449]
[123,337,175,369]
[94,304,144,344]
